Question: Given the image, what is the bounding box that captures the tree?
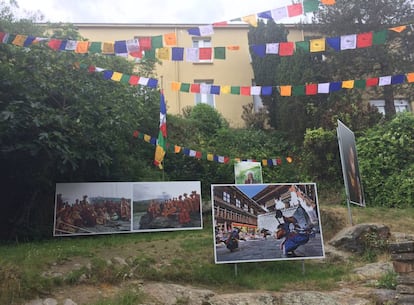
[0,6,161,239]
[313,0,414,120]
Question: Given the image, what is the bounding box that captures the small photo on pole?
[337,120,365,206]
[234,161,263,184]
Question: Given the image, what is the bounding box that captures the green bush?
[358,113,414,207]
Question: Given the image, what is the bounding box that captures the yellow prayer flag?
[174,145,181,153]
[111,72,123,82]
[342,80,355,89]
[286,157,293,163]
[75,41,89,54]
[389,26,407,33]
[102,42,115,54]
[320,0,335,5]
[310,38,326,52]
[171,81,181,91]
[242,14,258,27]
[280,85,292,96]
[143,134,151,142]
[262,160,268,166]
[156,47,170,60]
[221,85,231,94]
[406,73,414,83]
[12,35,27,46]
[163,33,177,46]
[207,154,214,161]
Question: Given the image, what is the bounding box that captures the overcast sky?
[14,0,307,24]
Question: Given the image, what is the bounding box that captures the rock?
[112,256,128,266]
[370,289,398,305]
[63,299,78,305]
[43,298,58,305]
[24,300,43,305]
[328,223,390,253]
[353,262,393,280]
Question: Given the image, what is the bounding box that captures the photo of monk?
[212,183,325,264]
[54,182,132,236]
[337,120,365,206]
[132,181,202,232]
[234,161,263,184]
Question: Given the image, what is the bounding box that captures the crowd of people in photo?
[55,194,131,234]
[145,191,201,225]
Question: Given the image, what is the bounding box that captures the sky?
[14,0,308,24]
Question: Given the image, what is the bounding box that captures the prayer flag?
[89,42,102,53]
[199,25,214,36]
[271,7,288,21]
[48,39,62,50]
[114,40,128,55]
[266,43,279,54]
[231,86,240,95]
[171,81,181,91]
[292,85,305,96]
[389,26,407,33]
[187,28,201,36]
[251,44,266,57]
[180,83,191,92]
[378,76,392,86]
[211,85,221,95]
[164,32,177,46]
[305,84,318,95]
[200,84,211,94]
[366,77,379,86]
[157,47,170,60]
[147,78,158,88]
[326,37,340,51]
[242,15,258,27]
[340,34,357,50]
[373,30,388,45]
[138,37,152,50]
[287,3,303,17]
[321,0,335,4]
[241,87,251,96]
[154,91,167,169]
[342,80,355,89]
[102,42,115,54]
[129,75,140,85]
[251,86,261,96]
[406,73,414,83]
[75,41,89,54]
[12,35,27,46]
[199,47,212,60]
[214,47,226,59]
[261,86,273,96]
[174,145,181,153]
[318,83,330,93]
[111,72,123,82]
[221,85,231,94]
[280,85,292,96]
[151,35,163,49]
[329,82,342,92]
[354,79,366,89]
[258,10,272,19]
[23,36,36,47]
[303,0,319,13]
[310,38,325,52]
[138,77,149,86]
[279,42,294,56]
[185,48,199,62]
[356,32,373,48]
[126,39,140,53]
[391,75,405,85]
[65,40,78,51]
[296,41,310,52]
[103,70,114,80]
[190,83,201,93]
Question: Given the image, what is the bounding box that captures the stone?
[329,223,390,254]
[397,274,414,285]
[391,253,414,261]
[63,299,78,305]
[389,241,414,254]
[112,256,128,266]
[43,299,58,305]
[353,262,393,280]
[396,294,414,305]
[396,284,414,294]
[393,261,414,273]
[24,300,43,305]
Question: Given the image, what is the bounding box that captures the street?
[215,233,324,263]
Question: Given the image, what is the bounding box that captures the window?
[223,191,230,203]
[192,37,212,63]
[235,199,241,208]
[194,79,215,107]
[369,99,411,115]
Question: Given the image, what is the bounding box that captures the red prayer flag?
[48,39,62,50]
[241,86,251,96]
[213,21,228,27]
[305,84,318,95]
[357,32,373,48]
[195,151,202,159]
[199,47,212,60]
[138,37,151,50]
[279,42,294,56]
[129,75,140,85]
[366,77,379,86]
[287,3,303,17]
[190,83,201,93]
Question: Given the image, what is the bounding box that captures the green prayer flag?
[373,30,388,45]
[354,79,366,89]
[120,74,130,84]
[180,83,190,92]
[295,41,310,52]
[89,42,102,53]
[214,47,226,59]
[151,35,163,49]
[231,86,241,95]
[144,49,156,59]
[292,85,305,96]
[303,0,319,13]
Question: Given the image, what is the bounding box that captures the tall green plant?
[358,112,414,207]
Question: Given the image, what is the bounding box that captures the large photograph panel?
[132,181,202,232]
[54,182,132,236]
[212,183,325,264]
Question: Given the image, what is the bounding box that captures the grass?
[1,204,413,304]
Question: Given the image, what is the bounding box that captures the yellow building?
[74,23,306,127]
[73,23,412,127]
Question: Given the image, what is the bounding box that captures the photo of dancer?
[212,183,325,264]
